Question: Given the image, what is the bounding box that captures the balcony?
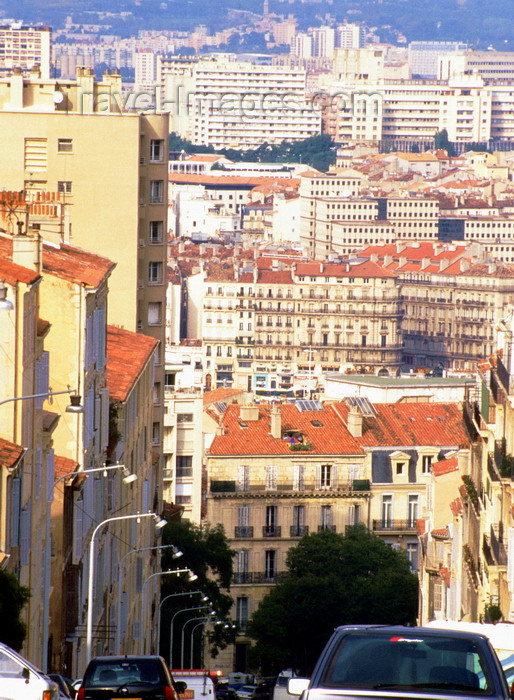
[210,479,371,495]
[372,520,418,533]
[290,525,309,537]
[235,526,254,538]
[263,525,281,537]
[317,525,336,533]
[233,571,287,585]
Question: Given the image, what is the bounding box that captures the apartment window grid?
[235,549,249,584]
[292,504,306,537]
[149,180,164,203]
[57,138,73,153]
[236,596,249,631]
[265,550,276,580]
[422,455,433,475]
[57,180,72,194]
[176,455,193,478]
[148,301,162,325]
[149,220,163,244]
[408,494,419,527]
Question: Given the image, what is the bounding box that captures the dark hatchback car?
[76,655,183,700]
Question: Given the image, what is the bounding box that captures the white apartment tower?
[0,24,52,79]
[134,50,158,92]
[336,23,365,50]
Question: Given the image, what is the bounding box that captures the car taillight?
[43,692,53,700]
[165,686,176,699]
[77,688,85,700]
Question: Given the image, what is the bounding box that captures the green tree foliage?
[168,133,337,173]
[247,527,419,676]
[434,129,455,157]
[0,569,30,651]
[160,520,235,664]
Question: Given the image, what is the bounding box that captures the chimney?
[10,67,24,109]
[270,404,281,438]
[347,406,362,437]
[12,227,42,273]
[240,405,259,422]
[215,425,224,436]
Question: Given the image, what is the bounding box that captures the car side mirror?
[22,666,30,683]
[176,681,188,693]
[287,679,309,696]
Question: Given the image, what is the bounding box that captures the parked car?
[288,624,514,699]
[237,685,258,700]
[216,682,238,700]
[48,673,75,698]
[0,640,60,700]
[76,655,186,700]
[254,680,274,700]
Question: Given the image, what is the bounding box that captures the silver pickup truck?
[288,625,514,700]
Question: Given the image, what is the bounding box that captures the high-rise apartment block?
[336,23,366,50]
[158,55,321,149]
[0,24,52,79]
[408,40,468,79]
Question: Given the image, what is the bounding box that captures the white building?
[408,41,468,79]
[336,23,366,50]
[0,24,52,79]
[158,54,321,149]
[133,50,158,92]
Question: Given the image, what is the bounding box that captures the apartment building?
[418,313,514,625]
[192,255,403,393]
[358,241,514,372]
[438,50,514,82]
[407,41,468,79]
[299,172,439,258]
[158,54,321,149]
[0,66,169,464]
[0,24,52,79]
[439,215,514,264]
[206,399,469,674]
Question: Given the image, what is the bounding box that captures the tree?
[247,527,419,676]
[0,568,30,650]
[160,520,235,666]
[434,128,455,157]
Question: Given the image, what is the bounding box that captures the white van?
[173,669,216,700]
[0,641,59,700]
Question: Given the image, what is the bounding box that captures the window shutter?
[265,465,277,490]
[100,388,110,453]
[20,499,32,566]
[10,477,21,547]
[46,449,55,504]
[35,447,43,500]
[73,500,83,565]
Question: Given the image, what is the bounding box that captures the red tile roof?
[106,325,158,402]
[203,387,246,407]
[432,456,459,476]
[54,454,79,480]
[0,251,41,286]
[169,173,300,188]
[0,437,24,468]
[208,401,467,456]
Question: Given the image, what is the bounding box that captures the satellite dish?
[53,91,64,104]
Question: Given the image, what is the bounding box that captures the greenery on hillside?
[247,527,419,675]
[169,133,337,173]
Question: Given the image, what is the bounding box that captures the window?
[292,505,306,537]
[236,596,249,631]
[235,550,249,584]
[422,455,432,474]
[407,542,419,571]
[320,464,332,488]
[148,302,162,325]
[265,505,278,535]
[176,455,193,477]
[408,494,419,527]
[237,465,250,492]
[150,139,164,162]
[265,550,276,579]
[149,221,163,244]
[25,137,47,171]
[396,462,405,476]
[265,465,277,491]
[320,505,333,531]
[57,138,73,152]
[433,580,442,611]
[206,346,211,356]
[152,422,160,444]
[216,346,222,357]
[57,180,72,194]
[177,413,193,423]
[148,261,163,284]
[381,495,392,527]
[153,382,161,405]
[149,180,164,203]
[293,464,304,491]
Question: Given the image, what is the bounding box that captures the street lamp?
[116,543,183,654]
[140,569,198,654]
[181,614,214,668]
[0,281,13,311]
[157,590,209,661]
[86,512,166,663]
[170,604,211,667]
[0,387,84,413]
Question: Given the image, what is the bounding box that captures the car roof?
[88,655,163,662]
[333,625,490,643]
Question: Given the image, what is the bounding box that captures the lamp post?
[86,512,166,664]
[43,463,136,672]
[116,543,183,654]
[140,568,198,654]
[170,604,211,668]
[181,615,213,668]
[157,590,208,661]
[188,615,214,670]
[0,387,84,411]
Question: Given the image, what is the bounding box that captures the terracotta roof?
[169,173,300,188]
[432,456,459,476]
[258,269,294,284]
[203,387,245,407]
[209,401,468,457]
[450,497,463,516]
[0,235,115,288]
[0,249,41,286]
[295,259,397,279]
[54,454,79,480]
[432,527,449,538]
[106,325,158,402]
[0,437,24,468]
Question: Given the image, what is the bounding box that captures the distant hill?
[1,0,513,51]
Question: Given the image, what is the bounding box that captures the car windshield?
[85,660,164,687]
[321,631,492,694]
